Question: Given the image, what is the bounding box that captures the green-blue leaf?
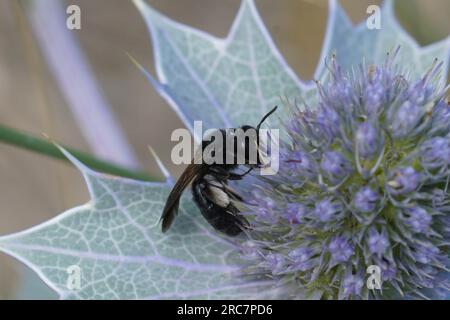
[316,0,450,83]
[133,0,310,135]
[0,150,276,299]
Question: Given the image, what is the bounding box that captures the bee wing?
[160,164,203,232]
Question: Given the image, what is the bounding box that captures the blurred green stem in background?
[0,124,158,182]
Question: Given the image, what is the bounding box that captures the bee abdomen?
[192,178,247,236]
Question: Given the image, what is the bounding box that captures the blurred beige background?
[0,0,449,299]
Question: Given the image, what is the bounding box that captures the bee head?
[235,107,278,167]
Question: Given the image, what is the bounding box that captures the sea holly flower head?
[243,51,450,299]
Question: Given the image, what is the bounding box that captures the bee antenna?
[256,106,278,131]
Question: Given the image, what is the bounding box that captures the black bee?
[160,106,278,236]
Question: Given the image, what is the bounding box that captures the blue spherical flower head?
[241,51,450,300]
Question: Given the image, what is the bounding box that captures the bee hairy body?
[160,106,278,236]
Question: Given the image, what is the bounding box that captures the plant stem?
[25,0,140,168]
[0,124,159,182]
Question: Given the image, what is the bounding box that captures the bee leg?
[223,168,254,181]
[209,167,253,181]
[229,167,254,179]
[192,179,247,236]
[208,166,227,177]
[209,166,243,180]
